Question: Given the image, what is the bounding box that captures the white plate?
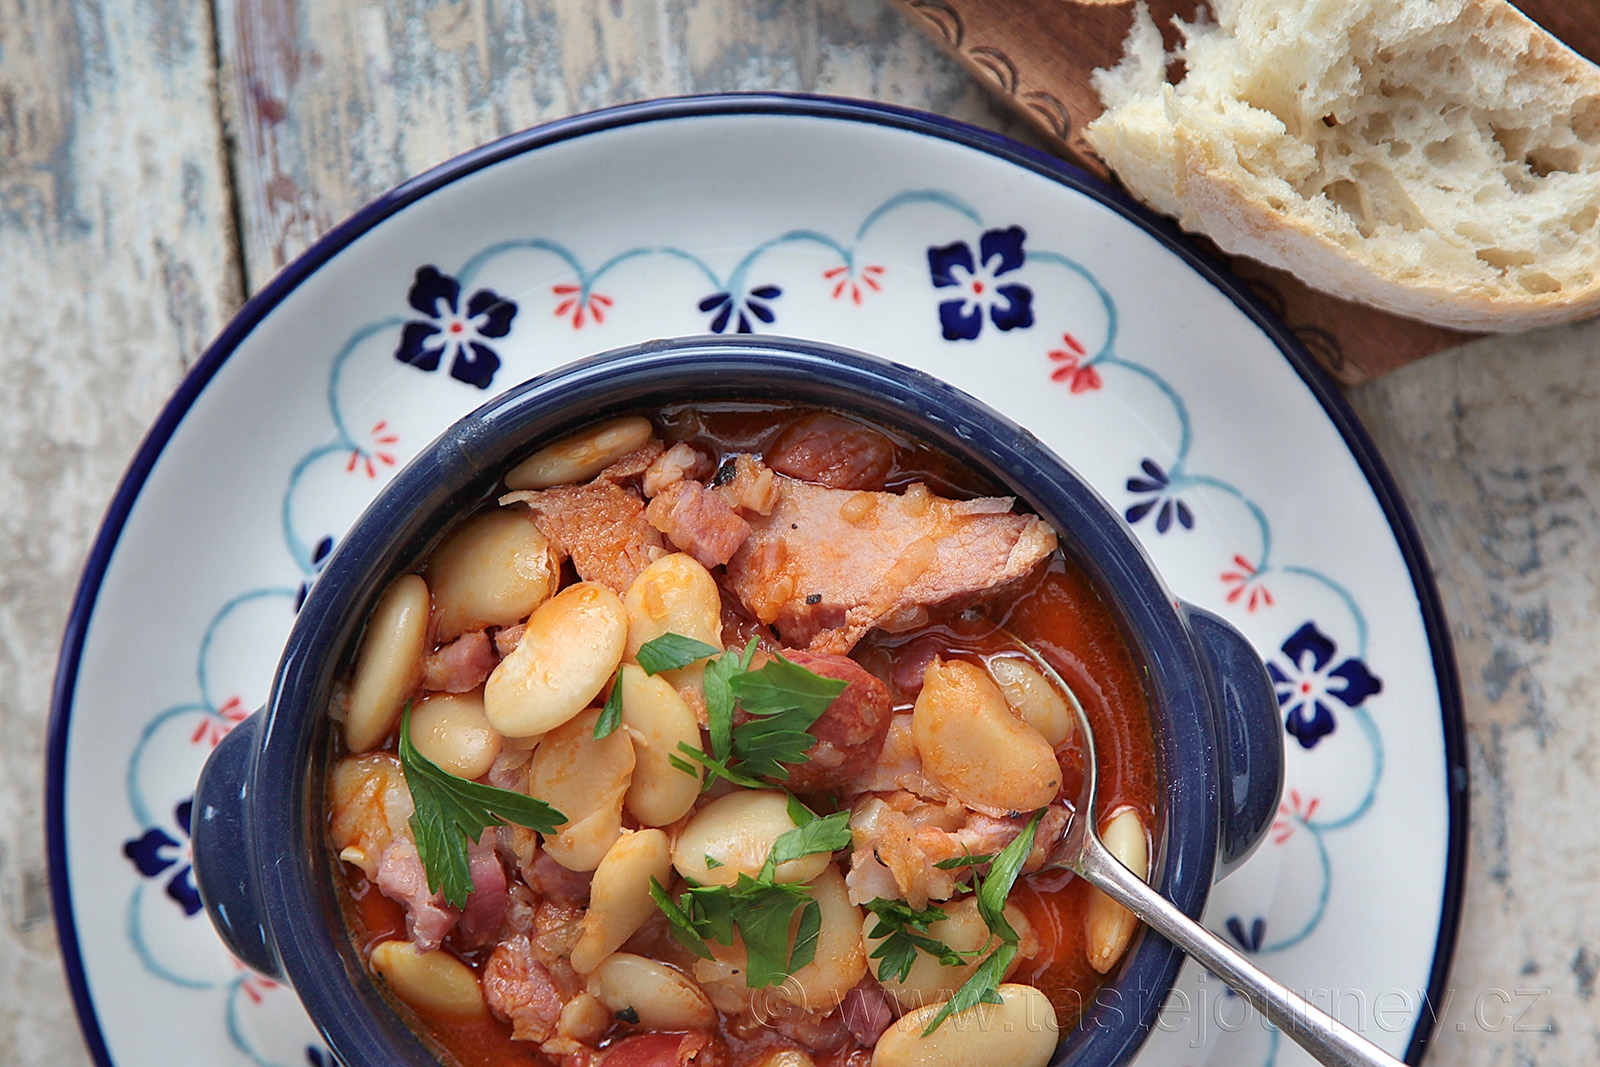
[48,95,1465,1067]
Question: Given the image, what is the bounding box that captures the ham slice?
[725,478,1056,653]
[503,481,664,595]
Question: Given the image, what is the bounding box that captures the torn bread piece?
[1086,0,1600,331]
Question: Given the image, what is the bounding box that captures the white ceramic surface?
[49,97,1461,1067]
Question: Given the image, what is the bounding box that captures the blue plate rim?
[45,90,1467,1067]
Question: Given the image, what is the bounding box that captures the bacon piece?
[458,842,509,946]
[839,980,897,1043]
[766,412,896,490]
[645,479,751,568]
[503,481,665,595]
[374,837,458,951]
[494,622,526,657]
[774,650,892,794]
[845,794,1071,908]
[483,934,566,1042]
[598,1032,714,1067]
[421,630,498,693]
[643,442,711,497]
[528,849,593,908]
[725,478,1057,653]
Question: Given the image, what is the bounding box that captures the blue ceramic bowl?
[192,335,1282,1067]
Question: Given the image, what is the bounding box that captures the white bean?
[619,666,703,827]
[368,940,486,1019]
[776,865,866,1008]
[425,510,557,641]
[871,983,1058,1067]
[327,753,414,879]
[555,993,610,1044]
[623,552,723,702]
[570,829,673,975]
[529,708,635,871]
[484,581,627,739]
[342,574,430,752]
[408,690,503,779]
[623,552,723,657]
[505,416,655,490]
[585,952,715,1031]
[1085,807,1149,974]
[987,657,1074,748]
[864,896,1035,1014]
[672,790,829,887]
[912,659,1061,813]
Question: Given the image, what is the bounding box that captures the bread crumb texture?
[1086,0,1600,330]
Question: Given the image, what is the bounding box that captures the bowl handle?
[1181,604,1285,877]
[192,710,282,977]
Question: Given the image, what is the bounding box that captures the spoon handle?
[1079,838,1408,1067]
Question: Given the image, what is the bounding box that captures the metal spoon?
[1007,640,1408,1067]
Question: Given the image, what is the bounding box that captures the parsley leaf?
[976,807,1045,942]
[760,810,852,880]
[648,804,846,988]
[635,633,721,674]
[916,807,1048,1036]
[933,852,996,870]
[862,898,971,984]
[729,656,848,719]
[703,637,758,760]
[921,941,1018,1036]
[681,648,847,788]
[593,669,624,738]
[398,706,566,909]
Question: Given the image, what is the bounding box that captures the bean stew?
[325,404,1159,1067]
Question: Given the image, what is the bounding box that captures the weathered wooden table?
[3,2,1596,1064]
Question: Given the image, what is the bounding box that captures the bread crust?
[1088,0,1600,332]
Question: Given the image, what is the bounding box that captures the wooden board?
[891,0,1600,383]
[0,0,241,1062]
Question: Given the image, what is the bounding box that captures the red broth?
[330,404,1159,1067]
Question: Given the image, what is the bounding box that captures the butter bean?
[776,865,866,1008]
[871,984,1058,1067]
[672,791,828,887]
[425,510,557,641]
[912,659,1061,813]
[1085,807,1149,974]
[369,940,486,1020]
[505,416,655,490]
[570,829,673,975]
[408,690,502,780]
[484,582,627,739]
[623,552,723,701]
[529,708,635,871]
[585,953,715,1031]
[327,753,413,879]
[343,575,430,753]
[987,657,1074,748]
[619,666,703,827]
[864,896,1034,1014]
